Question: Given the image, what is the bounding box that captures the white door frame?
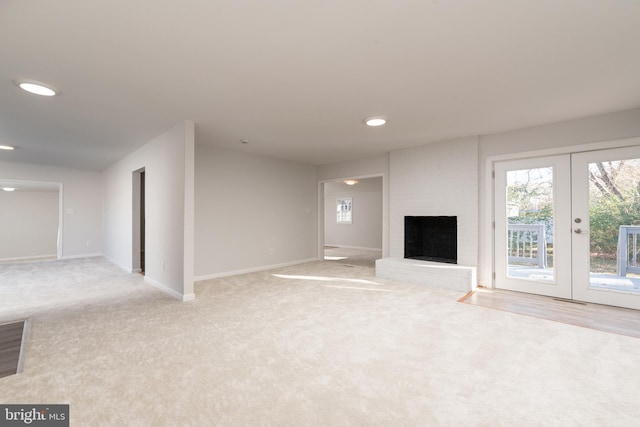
[571,145,640,309]
[132,168,145,273]
[494,154,572,298]
[485,136,640,291]
[317,173,389,260]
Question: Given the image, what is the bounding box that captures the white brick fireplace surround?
[377,136,479,292]
[376,258,477,292]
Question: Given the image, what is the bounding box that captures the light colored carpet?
[324,247,381,268]
[0,257,147,323]
[1,257,640,426]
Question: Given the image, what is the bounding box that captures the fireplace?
[404,216,457,264]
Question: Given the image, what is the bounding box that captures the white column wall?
[102,121,194,300]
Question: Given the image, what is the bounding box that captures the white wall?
[479,108,640,159]
[389,136,479,267]
[0,161,102,258]
[317,153,390,257]
[478,107,640,286]
[0,190,59,260]
[324,177,382,249]
[194,145,317,279]
[317,153,390,182]
[102,121,195,300]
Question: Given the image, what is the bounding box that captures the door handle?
[574,228,583,234]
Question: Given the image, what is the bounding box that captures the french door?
[495,155,572,299]
[495,146,640,310]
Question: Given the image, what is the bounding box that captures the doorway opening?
[132,169,145,274]
[0,179,62,262]
[321,176,383,268]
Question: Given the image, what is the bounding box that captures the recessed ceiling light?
[15,80,58,96]
[0,145,15,151]
[364,116,387,127]
[2,187,16,192]
[344,180,359,186]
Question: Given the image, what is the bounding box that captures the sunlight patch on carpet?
[320,285,400,292]
[271,273,382,285]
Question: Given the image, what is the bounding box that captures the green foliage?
[507,207,552,230]
[505,162,640,261]
[506,178,554,241]
[590,189,640,255]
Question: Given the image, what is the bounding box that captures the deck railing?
[507,224,547,269]
[617,225,640,276]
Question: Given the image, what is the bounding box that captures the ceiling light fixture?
[0,145,15,151]
[15,80,58,97]
[344,180,359,186]
[2,187,16,192]
[364,116,387,127]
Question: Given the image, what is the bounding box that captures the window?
[337,198,352,224]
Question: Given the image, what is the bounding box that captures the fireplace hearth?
[404,216,457,264]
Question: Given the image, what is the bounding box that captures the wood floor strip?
[0,320,26,378]
[457,290,475,303]
[460,288,640,338]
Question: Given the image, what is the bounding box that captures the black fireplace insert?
[404,216,457,264]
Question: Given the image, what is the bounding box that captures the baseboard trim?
[144,276,193,302]
[195,257,319,282]
[324,245,382,251]
[0,254,58,263]
[61,253,104,260]
[182,293,196,302]
[102,255,131,273]
[104,257,193,302]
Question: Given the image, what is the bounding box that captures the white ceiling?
[1,0,640,171]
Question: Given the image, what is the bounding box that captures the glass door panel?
[495,155,571,298]
[572,146,640,310]
[589,158,640,292]
[505,166,555,282]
